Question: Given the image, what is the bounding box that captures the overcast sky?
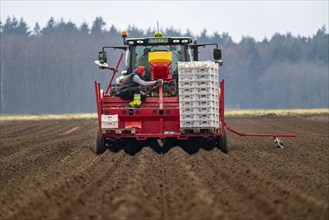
[1,0,328,42]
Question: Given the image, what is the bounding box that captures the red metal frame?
[95,54,296,144]
[95,78,296,142]
[104,52,124,96]
[225,125,296,138]
[219,80,225,136]
[94,80,224,141]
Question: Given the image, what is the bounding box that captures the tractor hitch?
[225,124,296,149]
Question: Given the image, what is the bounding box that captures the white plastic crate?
[196,107,211,114]
[196,87,217,95]
[195,113,217,121]
[181,113,220,121]
[180,120,195,128]
[195,100,218,108]
[179,100,195,108]
[178,80,195,88]
[179,74,195,82]
[197,107,219,115]
[195,80,215,88]
[178,62,194,69]
[179,94,195,101]
[195,120,213,127]
[195,119,219,128]
[179,61,218,74]
[195,73,216,80]
[180,113,196,120]
[195,73,208,80]
[178,65,193,70]
[196,74,217,82]
[196,93,217,101]
[178,61,221,130]
[180,107,196,114]
[193,69,217,77]
[179,87,194,95]
[194,62,218,70]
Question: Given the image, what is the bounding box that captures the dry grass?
[0,109,327,122]
[0,113,97,122]
[225,108,328,117]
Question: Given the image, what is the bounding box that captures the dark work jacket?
[119,72,139,93]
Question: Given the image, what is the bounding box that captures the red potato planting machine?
[94,31,296,155]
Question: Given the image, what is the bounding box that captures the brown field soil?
[0,115,328,220]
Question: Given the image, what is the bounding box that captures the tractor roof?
[123,36,193,46]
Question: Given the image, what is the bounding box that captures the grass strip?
[0,108,328,122]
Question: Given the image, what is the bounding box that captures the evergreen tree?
[42,17,56,35]
[79,22,90,34]
[17,18,30,36]
[127,25,144,37]
[1,17,30,36]
[0,16,328,113]
[91,17,105,34]
[33,22,41,35]
[197,29,209,43]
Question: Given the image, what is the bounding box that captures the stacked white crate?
[178,61,219,131]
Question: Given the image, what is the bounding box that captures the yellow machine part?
[148,51,172,65]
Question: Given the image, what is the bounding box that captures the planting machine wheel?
[108,142,122,153]
[95,129,106,154]
[123,139,144,155]
[182,137,201,154]
[217,131,228,153]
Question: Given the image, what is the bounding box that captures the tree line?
[0,16,328,114]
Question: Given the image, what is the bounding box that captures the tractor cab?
[124,34,193,82]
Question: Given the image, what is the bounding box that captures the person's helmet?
[136,66,145,76]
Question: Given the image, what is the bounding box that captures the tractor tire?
[123,139,141,155]
[218,131,228,153]
[95,129,106,154]
[108,142,122,153]
[202,137,215,151]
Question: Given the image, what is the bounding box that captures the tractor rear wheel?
[95,129,106,154]
[218,131,228,153]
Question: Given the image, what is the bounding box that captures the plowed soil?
[1,115,328,220]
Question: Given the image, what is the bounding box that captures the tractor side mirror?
[213,49,223,66]
[98,51,108,69]
[213,48,221,60]
[98,51,107,64]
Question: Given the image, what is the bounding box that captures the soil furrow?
[0,116,328,220]
[163,147,224,220]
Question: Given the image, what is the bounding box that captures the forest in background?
[0,16,328,114]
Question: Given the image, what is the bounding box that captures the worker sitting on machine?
[119,66,162,108]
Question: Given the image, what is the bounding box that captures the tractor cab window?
[132,44,190,74]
